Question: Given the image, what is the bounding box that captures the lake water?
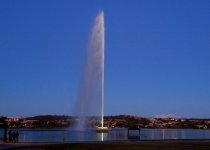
[1,129,210,142]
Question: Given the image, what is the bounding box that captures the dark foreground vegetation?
[3,140,210,150]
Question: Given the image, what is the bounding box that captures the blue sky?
[0,0,210,118]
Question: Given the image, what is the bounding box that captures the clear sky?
[0,0,210,118]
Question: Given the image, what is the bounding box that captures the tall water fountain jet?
[75,11,105,131]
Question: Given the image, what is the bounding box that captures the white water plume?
[74,11,105,130]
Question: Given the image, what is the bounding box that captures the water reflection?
[101,132,103,141]
[162,129,165,140]
[1,129,210,142]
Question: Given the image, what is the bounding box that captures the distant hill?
[26,115,71,121]
[155,114,179,119]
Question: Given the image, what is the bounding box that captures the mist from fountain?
[74,11,105,130]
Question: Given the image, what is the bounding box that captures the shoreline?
[3,128,210,130]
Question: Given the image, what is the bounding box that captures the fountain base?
[96,127,108,133]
